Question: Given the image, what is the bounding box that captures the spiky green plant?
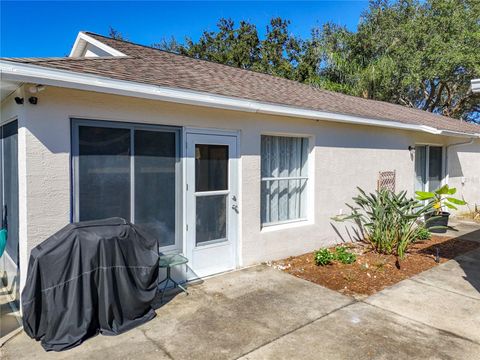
[333,188,433,259]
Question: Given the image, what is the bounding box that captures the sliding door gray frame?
[71,118,182,252]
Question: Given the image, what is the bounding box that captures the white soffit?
[1,60,479,139]
[69,32,126,58]
[0,79,21,101]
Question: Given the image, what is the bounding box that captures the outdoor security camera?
[14,97,24,104]
[28,96,38,105]
[29,85,46,94]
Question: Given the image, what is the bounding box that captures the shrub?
[314,248,334,266]
[334,246,357,264]
[314,246,357,266]
[333,187,433,259]
[415,226,431,241]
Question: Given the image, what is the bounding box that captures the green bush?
[314,248,334,266]
[314,246,357,266]
[333,188,433,259]
[334,246,357,264]
[415,226,431,241]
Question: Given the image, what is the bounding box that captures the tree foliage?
[148,0,479,122]
[315,0,480,121]
[108,26,126,41]
[155,17,303,79]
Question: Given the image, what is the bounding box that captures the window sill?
[260,219,312,233]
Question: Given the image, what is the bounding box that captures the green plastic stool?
[158,254,189,303]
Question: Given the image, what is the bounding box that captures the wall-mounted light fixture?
[408,145,416,160]
[14,97,24,104]
[28,96,38,105]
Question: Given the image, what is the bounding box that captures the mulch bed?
[271,236,479,298]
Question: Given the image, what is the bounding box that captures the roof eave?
[1,60,478,139]
[438,130,480,138]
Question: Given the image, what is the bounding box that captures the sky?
[1,1,369,58]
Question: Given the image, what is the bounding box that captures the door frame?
[0,117,20,302]
[414,144,446,192]
[71,118,183,253]
[183,127,240,275]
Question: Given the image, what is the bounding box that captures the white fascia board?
[472,79,480,93]
[256,101,441,135]
[2,60,479,138]
[69,32,86,57]
[439,130,480,139]
[69,32,126,57]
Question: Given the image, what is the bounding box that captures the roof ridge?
[84,32,338,90]
[82,32,473,124]
[0,56,134,63]
[1,57,68,61]
[4,31,477,132]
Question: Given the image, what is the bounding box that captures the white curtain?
[414,145,426,192]
[415,145,443,193]
[428,146,443,192]
[261,136,308,224]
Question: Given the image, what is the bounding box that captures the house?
[1,32,480,307]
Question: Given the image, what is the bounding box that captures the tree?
[153,1,480,122]
[152,36,182,53]
[313,0,480,122]
[156,18,260,69]
[108,26,126,41]
[253,17,302,79]
[184,18,261,69]
[156,17,301,78]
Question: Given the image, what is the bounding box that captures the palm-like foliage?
[415,184,466,215]
[334,188,432,259]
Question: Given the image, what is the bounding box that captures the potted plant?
[415,185,466,233]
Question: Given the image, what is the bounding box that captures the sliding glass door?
[77,126,131,221]
[1,120,19,301]
[73,120,181,251]
[415,145,443,192]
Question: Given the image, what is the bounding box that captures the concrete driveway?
[2,223,480,359]
[243,249,480,360]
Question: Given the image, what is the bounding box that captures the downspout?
[445,137,476,186]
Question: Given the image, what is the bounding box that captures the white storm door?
[185,132,238,278]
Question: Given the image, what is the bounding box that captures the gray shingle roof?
[3,32,479,135]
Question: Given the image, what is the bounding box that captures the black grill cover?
[21,218,159,351]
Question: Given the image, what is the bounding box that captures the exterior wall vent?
[377,170,396,192]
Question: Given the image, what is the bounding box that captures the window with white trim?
[261,135,309,225]
[414,145,443,193]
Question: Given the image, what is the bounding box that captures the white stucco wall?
[447,140,480,212]
[4,85,479,291]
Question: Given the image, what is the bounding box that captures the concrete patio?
[1,221,479,359]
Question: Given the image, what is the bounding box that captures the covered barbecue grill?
[21,218,159,351]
